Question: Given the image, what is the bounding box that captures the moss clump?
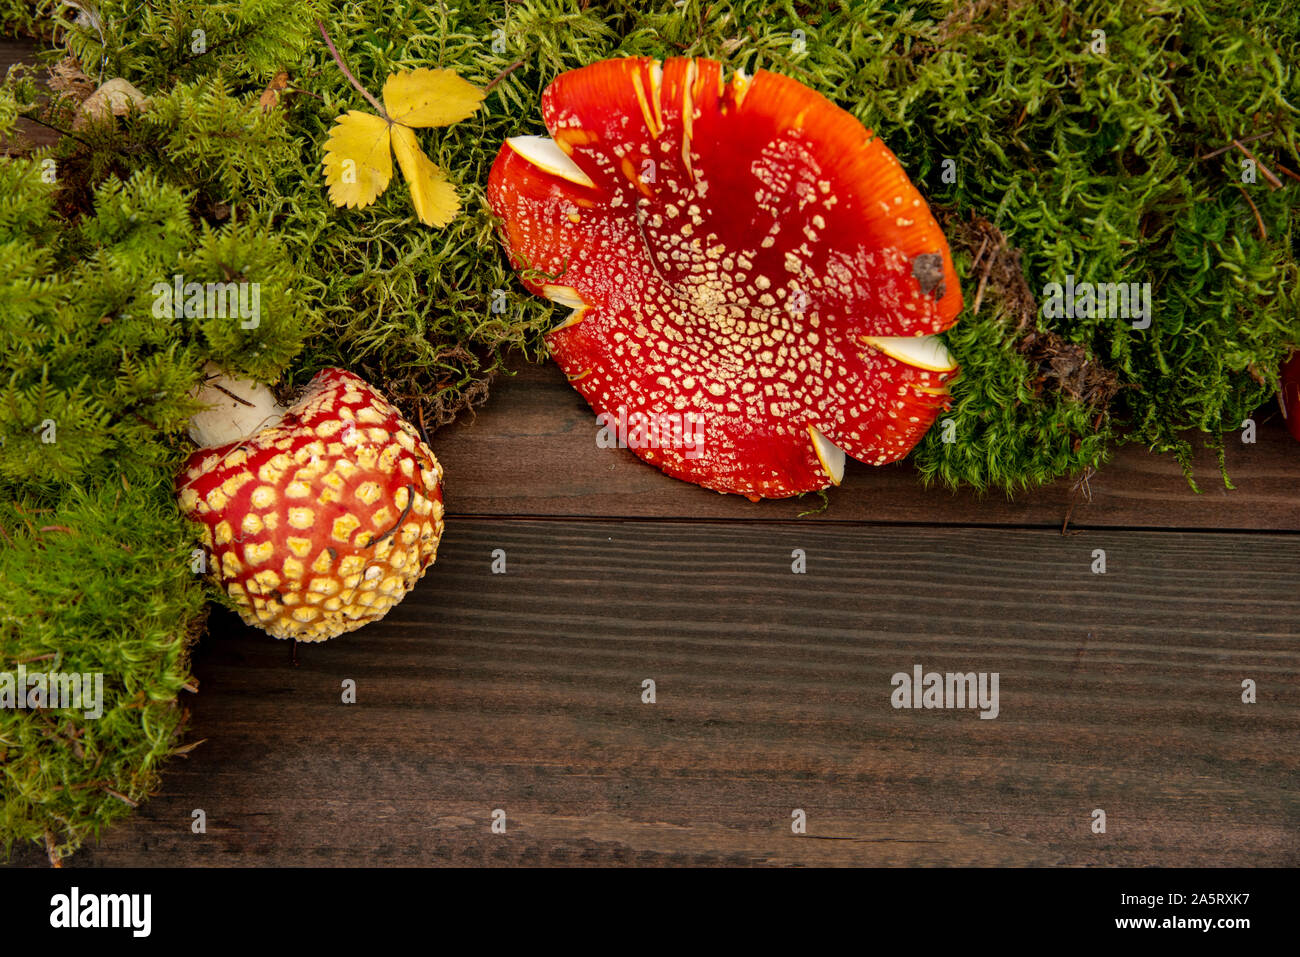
[0,467,205,862]
[832,0,1300,491]
[0,84,315,860]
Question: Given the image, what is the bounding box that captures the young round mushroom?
[176,365,445,642]
[487,57,963,500]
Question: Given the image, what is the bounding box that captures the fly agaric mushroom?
[176,366,444,642]
[487,57,963,499]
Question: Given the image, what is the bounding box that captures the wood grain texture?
[434,362,1300,531]
[12,520,1297,867]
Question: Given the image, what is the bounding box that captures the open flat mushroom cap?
[176,368,444,642]
[488,57,963,499]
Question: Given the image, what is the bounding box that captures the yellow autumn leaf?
[320,65,483,225]
[390,125,460,227]
[383,67,485,127]
[322,110,393,209]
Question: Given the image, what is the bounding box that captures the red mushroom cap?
[176,368,445,642]
[487,57,963,499]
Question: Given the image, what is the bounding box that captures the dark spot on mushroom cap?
[912,252,946,299]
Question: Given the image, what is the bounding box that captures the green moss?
[12,0,1294,468]
[851,0,1300,490]
[0,88,315,860]
[0,464,205,862]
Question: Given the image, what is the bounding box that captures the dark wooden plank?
[0,40,59,153]
[0,40,41,76]
[12,519,1297,867]
[434,361,1300,530]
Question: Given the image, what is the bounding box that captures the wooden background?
[4,40,1298,867]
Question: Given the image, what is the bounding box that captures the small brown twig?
[361,484,415,549]
[316,20,388,118]
[286,85,324,102]
[416,402,433,448]
[1273,161,1300,186]
[1231,138,1284,189]
[16,110,91,148]
[484,59,524,93]
[16,652,57,664]
[971,236,1000,317]
[1198,130,1273,161]
[104,787,139,808]
[1061,466,1096,535]
[204,377,256,407]
[1236,185,1267,240]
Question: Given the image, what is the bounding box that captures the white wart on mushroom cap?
[487,57,963,500]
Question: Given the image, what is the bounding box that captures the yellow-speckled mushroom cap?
[177,368,445,641]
